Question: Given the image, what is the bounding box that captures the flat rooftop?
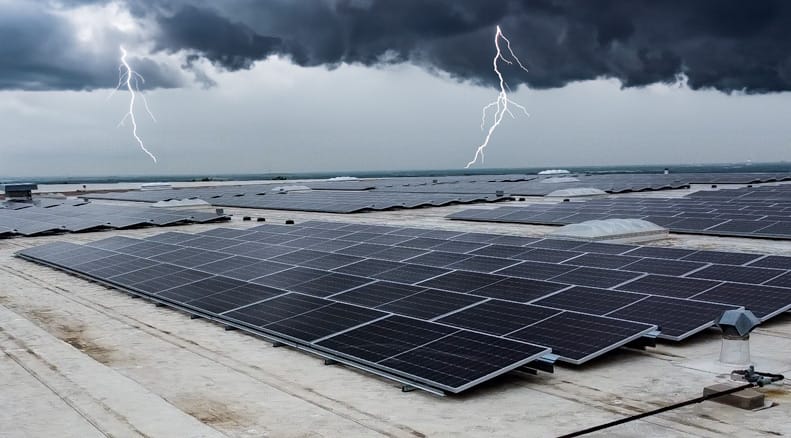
[2,184,791,437]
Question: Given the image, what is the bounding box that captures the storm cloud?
[4,0,791,93]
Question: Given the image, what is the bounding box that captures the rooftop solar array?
[82,173,791,212]
[0,201,228,238]
[18,220,791,393]
[449,194,791,239]
[84,187,509,213]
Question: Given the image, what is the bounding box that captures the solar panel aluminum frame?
[18,251,553,396]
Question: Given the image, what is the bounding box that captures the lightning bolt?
[465,25,529,169]
[112,46,158,163]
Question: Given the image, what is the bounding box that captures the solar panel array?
[84,188,510,213]
[449,194,791,239]
[82,173,791,212]
[0,201,229,238]
[18,220,791,393]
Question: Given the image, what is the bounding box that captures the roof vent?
[717,309,760,366]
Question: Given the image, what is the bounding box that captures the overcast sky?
[1,1,790,177]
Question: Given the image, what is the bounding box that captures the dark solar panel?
[681,250,762,265]
[616,275,720,298]
[620,258,705,276]
[378,289,485,320]
[691,282,791,320]
[562,253,640,269]
[221,260,292,281]
[187,283,285,314]
[331,281,425,307]
[445,255,519,273]
[316,315,456,363]
[402,251,472,267]
[506,312,654,363]
[334,259,404,277]
[532,287,646,315]
[608,296,737,340]
[687,264,783,284]
[418,270,505,293]
[251,267,330,289]
[373,264,451,284]
[470,277,568,303]
[289,272,372,297]
[263,303,387,343]
[549,267,641,288]
[436,301,561,335]
[157,276,247,303]
[496,261,576,280]
[623,247,697,260]
[748,255,791,270]
[223,293,330,328]
[378,331,548,392]
[516,248,583,263]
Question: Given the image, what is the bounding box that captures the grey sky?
[1,1,790,176]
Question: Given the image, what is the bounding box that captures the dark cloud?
[4,0,791,93]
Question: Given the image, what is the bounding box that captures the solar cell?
[748,255,791,270]
[132,269,213,294]
[289,272,372,297]
[157,276,247,303]
[368,246,427,261]
[300,253,362,270]
[251,267,330,289]
[221,260,292,281]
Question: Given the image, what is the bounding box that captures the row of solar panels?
[0,202,229,237]
[449,195,791,239]
[19,220,791,393]
[84,189,510,213]
[687,184,791,201]
[82,173,791,211]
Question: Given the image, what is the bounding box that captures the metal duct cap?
[717,309,760,338]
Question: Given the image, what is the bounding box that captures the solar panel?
[223,293,330,328]
[506,312,655,364]
[616,275,720,298]
[608,296,738,340]
[681,250,762,265]
[377,289,485,320]
[186,283,286,314]
[470,277,568,303]
[436,301,561,335]
[21,218,791,393]
[687,264,783,284]
[549,267,641,288]
[516,248,583,263]
[418,270,505,293]
[263,303,387,343]
[316,315,456,363]
[691,282,791,320]
[532,287,647,315]
[378,331,549,393]
[331,281,426,307]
